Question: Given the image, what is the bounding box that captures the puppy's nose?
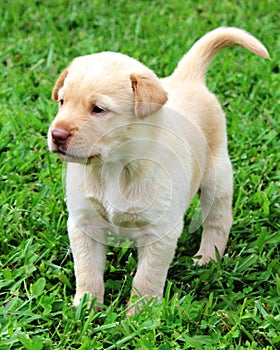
[52,128,70,146]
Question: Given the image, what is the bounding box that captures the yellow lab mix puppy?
[48,27,269,315]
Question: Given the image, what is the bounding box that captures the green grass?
[0,0,279,349]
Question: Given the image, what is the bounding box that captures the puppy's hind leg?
[194,151,233,265]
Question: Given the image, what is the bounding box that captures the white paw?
[193,255,211,266]
[73,292,85,307]
[193,249,215,266]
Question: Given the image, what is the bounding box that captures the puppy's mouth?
[53,149,101,163]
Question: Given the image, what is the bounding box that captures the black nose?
[52,128,70,146]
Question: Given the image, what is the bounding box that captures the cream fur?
[48,27,269,315]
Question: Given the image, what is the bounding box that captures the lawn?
[0,0,279,349]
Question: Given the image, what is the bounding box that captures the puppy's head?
[48,52,167,163]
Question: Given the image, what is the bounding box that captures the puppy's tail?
[172,27,269,83]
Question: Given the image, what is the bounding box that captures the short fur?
[48,27,269,315]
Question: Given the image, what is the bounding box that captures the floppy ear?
[52,68,68,101]
[130,73,168,118]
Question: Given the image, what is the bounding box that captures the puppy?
[48,27,269,314]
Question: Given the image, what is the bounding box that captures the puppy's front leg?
[68,217,106,307]
[127,237,178,316]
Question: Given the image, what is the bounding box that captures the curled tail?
[172,27,269,82]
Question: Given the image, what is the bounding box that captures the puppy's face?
[48,52,167,163]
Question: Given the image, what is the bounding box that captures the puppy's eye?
[92,106,105,114]
[59,99,64,107]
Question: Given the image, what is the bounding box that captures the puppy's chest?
[85,171,160,228]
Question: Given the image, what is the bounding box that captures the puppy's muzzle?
[52,128,71,149]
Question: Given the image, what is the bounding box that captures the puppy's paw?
[193,248,215,266]
[126,299,142,317]
[193,254,211,266]
[74,292,104,311]
[73,292,84,307]
[126,307,136,317]
[193,246,222,266]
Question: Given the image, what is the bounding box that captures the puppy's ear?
[52,69,68,101]
[130,73,168,118]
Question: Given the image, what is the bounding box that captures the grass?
[0,0,279,348]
